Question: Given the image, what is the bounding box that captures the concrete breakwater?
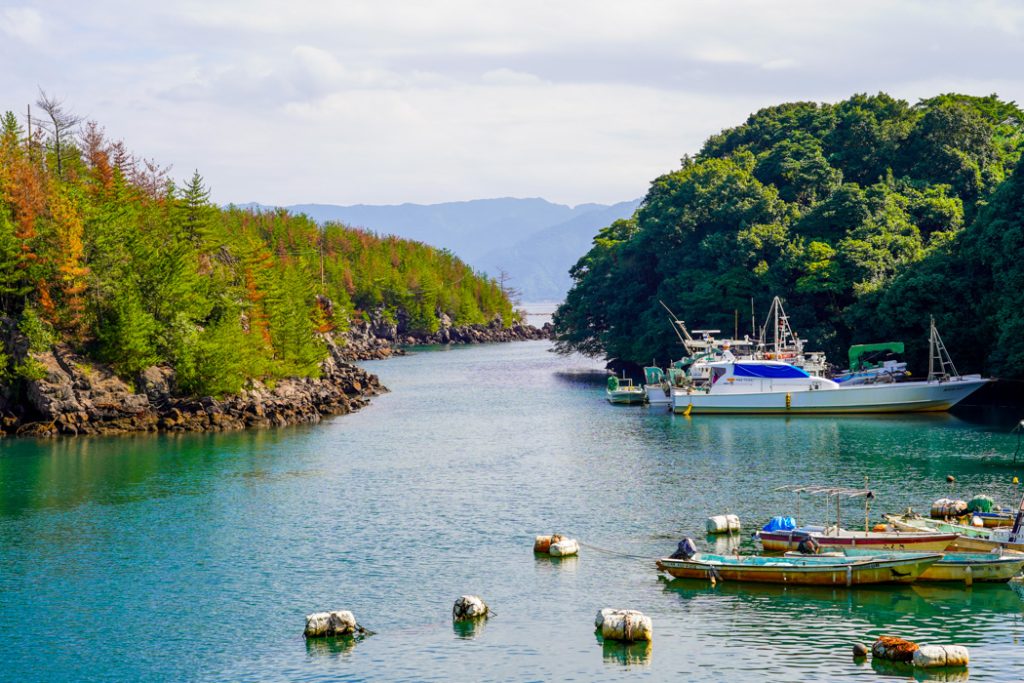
[3,336,384,438]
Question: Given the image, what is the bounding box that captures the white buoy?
[452,595,489,621]
[549,538,580,557]
[705,514,741,534]
[595,608,652,642]
[304,610,364,638]
[913,644,970,668]
[533,534,563,553]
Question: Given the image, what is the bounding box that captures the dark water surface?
[2,341,1024,681]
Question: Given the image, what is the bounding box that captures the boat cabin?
[706,360,840,394]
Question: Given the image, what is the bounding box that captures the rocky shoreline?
[2,314,551,437]
[4,336,384,438]
[336,313,552,361]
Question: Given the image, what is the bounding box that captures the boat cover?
[734,364,809,379]
[763,516,797,532]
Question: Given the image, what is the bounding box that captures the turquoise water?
[2,341,1024,682]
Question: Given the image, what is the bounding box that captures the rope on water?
[575,539,660,562]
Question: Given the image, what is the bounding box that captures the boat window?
[712,367,727,384]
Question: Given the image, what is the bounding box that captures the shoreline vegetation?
[0,100,547,437]
[553,92,1024,379]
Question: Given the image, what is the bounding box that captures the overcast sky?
[1,1,1022,207]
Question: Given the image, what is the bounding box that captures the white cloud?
[0,0,1021,206]
[0,6,43,45]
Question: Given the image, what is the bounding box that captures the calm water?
[2,341,1024,682]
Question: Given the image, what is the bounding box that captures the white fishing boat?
[642,366,674,405]
[672,320,987,414]
[660,297,827,385]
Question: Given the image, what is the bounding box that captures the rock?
[452,595,489,621]
[137,365,175,403]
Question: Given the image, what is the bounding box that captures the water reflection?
[600,639,652,667]
[661,577,1023,636]
[871,659,969,681]
[452,618,487,640]
[304,635,359,658]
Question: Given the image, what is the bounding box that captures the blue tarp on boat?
[763,516,797,532]
[734,363,810,379]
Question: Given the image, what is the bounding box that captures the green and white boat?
[606,376,645,405]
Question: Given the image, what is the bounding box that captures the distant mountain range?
[234,197,640,302]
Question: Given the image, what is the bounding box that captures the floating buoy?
[304,610,371,638]
[912,644,970,668]
[947,475,956,483]
[595,608,652,642]
[1013,476,1019,485]
[533,534,564,554]
[931,498,967,518]
[706,514,741,534]
[549,538,580,557]
[872,636,919,662]
[452,595,490,622]
[852,642,869,658]
[872,523,888,532]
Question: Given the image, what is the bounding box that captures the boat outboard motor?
[796,535,821,555]
[670,537,698,559]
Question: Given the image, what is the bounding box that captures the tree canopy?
[0,106,517,396]
[554,92,1024,377]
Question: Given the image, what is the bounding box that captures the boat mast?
[927,317,959,382]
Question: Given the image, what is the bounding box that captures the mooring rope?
[575,539,660,561]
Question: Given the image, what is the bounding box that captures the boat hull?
[919,555,1024,583]
[656,554,941,585]
[811,550,1024,583]
[672,377,988,414]
[644,385,672,405]
[606,390,645,405]
[759,530,958,553]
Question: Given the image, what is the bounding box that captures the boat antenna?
[750,297,755,338]
[659,300,692,346]
[1013,419,1024,463]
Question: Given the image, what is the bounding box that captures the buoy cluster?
[533,533,579,557]
[857,636,969,670]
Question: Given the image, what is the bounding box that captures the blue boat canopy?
[734,363,810,379]
[762,516,797,532]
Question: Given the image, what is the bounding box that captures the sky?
[2,0,1023,207]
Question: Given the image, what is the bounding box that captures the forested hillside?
[0,105,516,398]
[553,93,1024,377]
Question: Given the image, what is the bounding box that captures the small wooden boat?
[787,550,1024,584]
[656,552,942,586]
[885,512,1024,553]
[605,376,645,405]
[757,525,958,553]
